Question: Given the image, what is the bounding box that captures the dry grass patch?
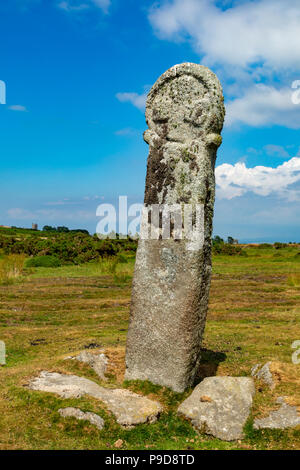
[105,346,126,383]
[0,254,25,284]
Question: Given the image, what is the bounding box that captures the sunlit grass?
[27,256,135,279]
[0,245,300,449]
[288,273,300,287]
[0,254,25,284]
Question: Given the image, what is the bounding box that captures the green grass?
[26,257,135,279]
[0,245,299,449]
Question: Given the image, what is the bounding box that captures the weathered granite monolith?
[125,63,225,392]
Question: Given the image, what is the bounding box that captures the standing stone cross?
[125,63,225,392]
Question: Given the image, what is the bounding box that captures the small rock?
[58,407,104,430]
[254,397,300,430]
[251,362,275,389]
[30,338,47,346]
[178,376,255,441]
[73,351,108,381]
[84,343,101,350]
[114,439,123,448]
[28,371,162,427]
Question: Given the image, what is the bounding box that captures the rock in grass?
[72,351,108,381]
[251,362,275,389]
[58,407,104,430]
[178,376,255,441]
[28,371,162,427]
[254,397,300,430]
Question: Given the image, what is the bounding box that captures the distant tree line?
[42,225,89,235]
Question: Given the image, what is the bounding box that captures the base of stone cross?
[125,239,212,393]
[178,376,256,441]
[28,371,163,427]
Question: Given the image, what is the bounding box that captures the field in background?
[0,245,300,450]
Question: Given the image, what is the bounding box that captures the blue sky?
[1,0,300,241]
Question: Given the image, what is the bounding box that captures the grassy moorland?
[0,245,299,450]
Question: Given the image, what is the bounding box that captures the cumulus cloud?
[116,92,147,111]
[8,105,27,112]
[225,85,300,128]
[116,82,300,129]
[148,0,300,128]
[149,0,300,71]
[216,156,300,201]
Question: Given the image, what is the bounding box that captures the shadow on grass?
[194,348,227,385]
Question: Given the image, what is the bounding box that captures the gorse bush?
[212,243,246,256]
[25,255,61,268]
[274,242,288,250]
[0,231,137,265]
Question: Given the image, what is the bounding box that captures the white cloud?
[149,0,300,72]
[116,82,300,129]
[225,85,300,128]
[148,0,300,129]
[263,145,290,159]
[216,156,300,201]
[8,105,27,112]
[58,0,110,13]
[116,92,147,111]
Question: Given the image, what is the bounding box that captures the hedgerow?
[0,232,137,265]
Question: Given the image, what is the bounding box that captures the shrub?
[0,231,137,265]
[26,255,61,268]
[274,242,288,250]
[213,243,245,256]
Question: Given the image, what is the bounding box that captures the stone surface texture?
[177,376,255,441]
[125,63,225,393]
[73,351,108,381]
[254,397,300,430]
[28,371,162,427]
[58,407,105,430]
[251,362,275,389]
